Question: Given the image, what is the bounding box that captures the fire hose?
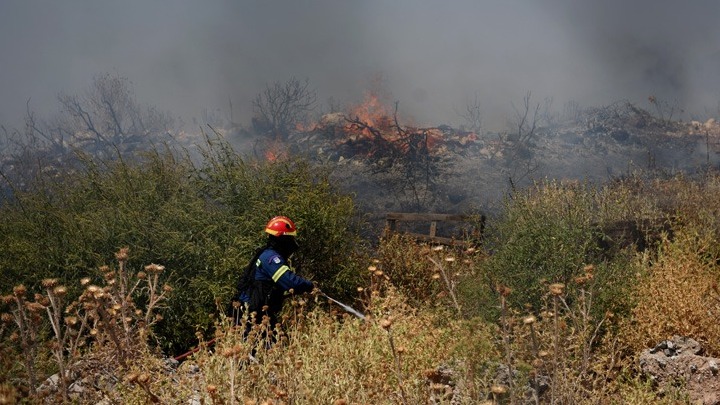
[318,292,366,320]
[172,292,365,361]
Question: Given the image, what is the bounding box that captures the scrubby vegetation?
[0,135,363,356]
[2,133,720,403]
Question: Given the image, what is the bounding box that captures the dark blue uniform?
[255,248,313,293]
[239,247,313,327]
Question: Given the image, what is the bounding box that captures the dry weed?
[620,227,720,356]
[177,286,499,404]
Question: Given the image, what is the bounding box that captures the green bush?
[462,180,640,322]
[482,181,601,308]
[0,137,364,354]
[193,135,366,298]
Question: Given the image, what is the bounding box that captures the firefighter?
[229,216,314,337]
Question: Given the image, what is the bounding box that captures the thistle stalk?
[498,286,515,403]
[382,318,408,405]
[428,257,461,315]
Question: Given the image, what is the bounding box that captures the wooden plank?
[383,212,484,247]
[385,212,470,222]
[402,232,471,246]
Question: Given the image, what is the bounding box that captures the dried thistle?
[137,373,150,384]
[145,263,165,274]
[86,285,101,293]
[25,302,45,313]
[53,286,67,297]
[497,284,512,297]
[549,283,565,296]
[13,285,27,298]
[41,278,58,289]
[115,248,130,262]
[574,276,588,285]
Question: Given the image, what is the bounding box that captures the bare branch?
[251,77,317,139]
[456,91,483,134]
[505,91,543,187]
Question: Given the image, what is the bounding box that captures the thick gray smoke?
[1,0,719,130]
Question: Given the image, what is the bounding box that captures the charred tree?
[251,76,317,140]
[0,72,175,195]
[504,91,542,189]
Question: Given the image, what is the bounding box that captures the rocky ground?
[640,336,720,404]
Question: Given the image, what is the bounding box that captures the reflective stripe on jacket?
[241,248,313,321]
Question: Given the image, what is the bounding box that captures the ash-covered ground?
[229,101,720,233]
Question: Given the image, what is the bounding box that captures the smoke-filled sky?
[1,0,720,131]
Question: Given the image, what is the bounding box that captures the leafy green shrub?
[192,135,366,300]
[463,180,643,322]
[0,149,231,353]
[477,181,603,311]
[0,137,364,353]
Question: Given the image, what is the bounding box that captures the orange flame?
[264,139,288,162]
[287,88,483,160]
[349,92,393,129]
[423,128,445,150]
[265,149,279,162]
[330,92,454,156]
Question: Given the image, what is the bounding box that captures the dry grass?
[619,227,720,356]
[0,248,171,403]
[7,173,720,403]
[177,286,500,404]
[0,239,678,404]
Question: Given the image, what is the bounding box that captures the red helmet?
[265,216,297,237]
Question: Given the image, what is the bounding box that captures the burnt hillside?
[231,101,720,226]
